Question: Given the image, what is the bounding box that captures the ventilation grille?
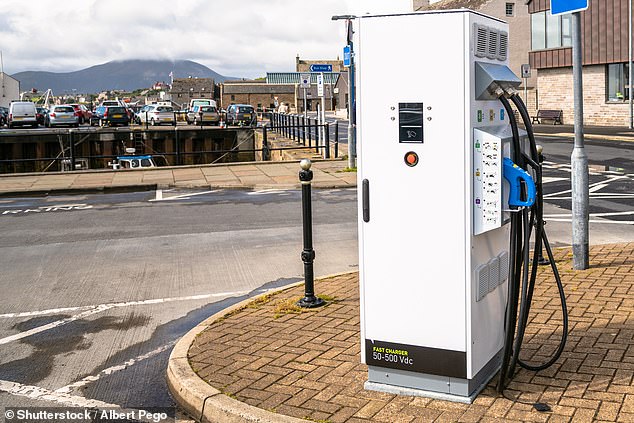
[474,24,508,61]
[475,25,488,58]
[488,257,500,293]
[476,264,490,302]
[498,32,508,60]
[498,251,509,285]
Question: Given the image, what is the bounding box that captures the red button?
[405,152,418,167]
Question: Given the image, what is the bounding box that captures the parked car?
[90,106,130,127]
[137,104,176,126]
[0,106,8,126]
[69,104,92,124]
[45,105,79,128]
[186,105,220,125]
[226,104,256,127]
[36,107,47,126]
[8,101,38,128]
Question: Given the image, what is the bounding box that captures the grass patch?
[336,167,357,173]
[273,298,304,318]
[246,293,274,309]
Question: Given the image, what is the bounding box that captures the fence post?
[69,129,76,171]
[175,126,181,165]
[308,118,312,148]
[297,159,325,309]
[262,124,270,161]
[315,120,320,154]
[302,116,306,146]
[325,123,330,159]
[334,121,339,159]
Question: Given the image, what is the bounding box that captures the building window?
[531,11,572,51]
[231,95,235,101]
[506,3,514,17]
[607,63,630,101]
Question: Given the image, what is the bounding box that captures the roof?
[222,84,295,94]
[266,72,340,85]
[424,0,492,10]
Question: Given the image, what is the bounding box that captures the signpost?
[550,0,588,15]
[310,64,333,73]
[343,46,351,68]
[521,64,531,104]
[300,73,311,117]
[317,73,326,154]
[552,0,589,269]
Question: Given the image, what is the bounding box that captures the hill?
[11,60,235,94]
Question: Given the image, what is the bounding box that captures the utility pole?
[571,11,589,269]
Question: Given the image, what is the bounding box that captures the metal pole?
[302,116,306,145]
[334,121,339,158]
[572,11,589,270]
[348,21,357,169]
[627,0,634,129]
[262,124,269,161]
[69,129,76,171]
[297,159,325,309]
[175,126,181,166]
[303,87,308,119]
[325,123,330,159]
[308,117,312,147]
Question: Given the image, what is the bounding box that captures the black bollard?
[297,159,325,309]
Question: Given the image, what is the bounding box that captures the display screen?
[399,103,424,143]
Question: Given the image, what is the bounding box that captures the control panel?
[473,128,503,235]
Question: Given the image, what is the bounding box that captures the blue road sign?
[551,0,588,15]
[343,46,351,67]
[310,64,333,72]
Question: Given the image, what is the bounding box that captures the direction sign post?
[310,64,333,73]
[550,0,588,15]
[300,73,311,117]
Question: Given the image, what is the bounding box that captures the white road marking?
[248,189,288,195]
[0,306,113,345]
[155,189,163,201]
[1,204,93,216]
[0,379,118,408]
[149,190,218,202]
[545,210,634,218]
[542,177,568,184]
[544,218,634,225]
[0,290,251,319]
[55,341,177,394]
[589,183,608,193]
[544,175,629,198]
[0,290,251,345]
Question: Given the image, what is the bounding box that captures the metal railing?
[266,112,339,159]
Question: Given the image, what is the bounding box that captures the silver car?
[45,105,79,128]
[138,105,176,126]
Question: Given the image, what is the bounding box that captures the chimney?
[412,0,430,10]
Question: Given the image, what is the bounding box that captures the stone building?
[220,80,295,111]
[417,0,536,111]
[528,0,633,126]
[169,77,216,109]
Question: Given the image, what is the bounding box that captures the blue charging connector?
[503,157,536,208]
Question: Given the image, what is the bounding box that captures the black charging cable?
[494,93,568,412]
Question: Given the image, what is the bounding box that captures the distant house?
[0,73,20,108]
[169,77,216,109]
[220,80,295,111]
[416,0,535,111]
[527,0,632,126]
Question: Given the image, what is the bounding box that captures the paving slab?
[169,243,634,422]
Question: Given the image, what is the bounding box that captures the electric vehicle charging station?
[355,10,564,403]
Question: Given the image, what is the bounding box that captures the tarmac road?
[0,188,358,413]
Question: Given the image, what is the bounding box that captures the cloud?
[1,0,412,77]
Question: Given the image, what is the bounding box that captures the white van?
[8,101,38,128]
[188,98,217,109]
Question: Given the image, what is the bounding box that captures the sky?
[0,0,412,78]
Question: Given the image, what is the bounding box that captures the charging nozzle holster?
[503,157,536,208]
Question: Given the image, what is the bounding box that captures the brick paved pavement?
[188,243,634,422]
